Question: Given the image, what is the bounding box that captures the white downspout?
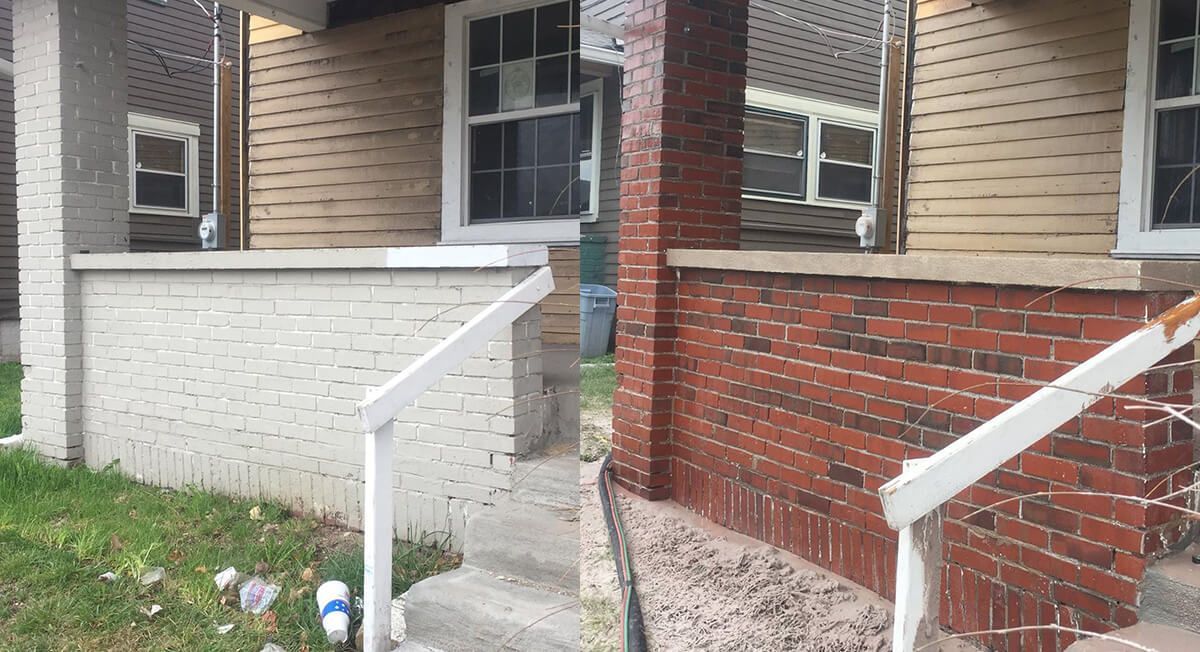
[211,2,222,217]
[859,0,892,250]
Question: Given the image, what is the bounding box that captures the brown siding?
[245,6,443,249]
[904,0,1128,256]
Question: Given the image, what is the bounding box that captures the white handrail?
[355,265,555,652]
[880,293,1200,651]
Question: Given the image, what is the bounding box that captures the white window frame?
[1117,0,1200,257]
[580,78,604,223]
[742,87,879,211]
[441,0,581,246]
[128,113,200,218]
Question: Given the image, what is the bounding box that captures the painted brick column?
[611,0,748,498]
[14,0,128,462]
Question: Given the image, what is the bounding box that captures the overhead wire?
[748,0,889,58]
[128,1,219,79]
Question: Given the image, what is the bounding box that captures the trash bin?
[580,284,617,358]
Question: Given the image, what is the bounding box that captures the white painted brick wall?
[78,266,543,548]
[14,0,129,462]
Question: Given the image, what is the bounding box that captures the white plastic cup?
[316,580,352,644]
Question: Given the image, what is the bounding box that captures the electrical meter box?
[199,212,222,249]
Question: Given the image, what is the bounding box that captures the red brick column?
[611,0,748,498]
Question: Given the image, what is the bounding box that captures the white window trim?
[128,113,200,219]
[441,0,581,246]
[1116,0,1200,257]
[742,87,879,211]
[580,78,604,223]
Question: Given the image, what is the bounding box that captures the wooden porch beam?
[217,0,327,32]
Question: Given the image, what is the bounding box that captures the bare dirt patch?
[580,461,979,652]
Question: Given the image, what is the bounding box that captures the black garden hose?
[598,453,648,652]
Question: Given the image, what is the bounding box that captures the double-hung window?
[443,0,581,244]
[128,113,200,218]
[1119,0,1200,255]
[742,88,878,209]
[579,78,603,221]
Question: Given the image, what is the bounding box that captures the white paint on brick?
[76,265,544,547]
[15,0,129,463]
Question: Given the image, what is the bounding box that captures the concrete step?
[463,499,579,594]
[510,446,579,512]
[400,567,579,652]
[392,640,441,652]
[1065,622,1200,651]
[1139,541,1200,634]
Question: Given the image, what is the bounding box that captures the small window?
[579,79,603,220]
[816,122,874,204]
[740,91,879,210]
[128,113,200,217]
[744,110,807,200]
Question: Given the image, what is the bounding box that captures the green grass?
[0,362,21,436]
[581,354,616,413]
[0,447,458,650]
[580,355,616,462]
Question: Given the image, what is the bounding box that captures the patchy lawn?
[0,362,21,436]
[0,447,458,650]
[580,355,615,462]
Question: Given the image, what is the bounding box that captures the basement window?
[443,0,581,245]
[741,88,879,211]
[128,113,200,218]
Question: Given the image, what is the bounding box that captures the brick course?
[632,268,1196,651]
[77,266,543,549]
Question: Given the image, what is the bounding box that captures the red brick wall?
[612,0,748,499]
[664,269,1195,651]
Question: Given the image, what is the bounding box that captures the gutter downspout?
[212,2,222,220]
[859,0,893,250]
[239,10,250,250]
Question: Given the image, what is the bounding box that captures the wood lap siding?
[547,248,580,346]
[904,0,1129,256]
[246,6,443,249]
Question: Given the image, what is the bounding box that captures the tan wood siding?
[904,0,1130,256]
[546,248,580,346]
[248,15,301,44]
[245,6,443,249]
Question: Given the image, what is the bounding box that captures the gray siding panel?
[0,8,11,319]
[127,0,242,252]
[742,200,860,252]
[0,0,241,319]
[580,66,621,288]
[582,1,897,282]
